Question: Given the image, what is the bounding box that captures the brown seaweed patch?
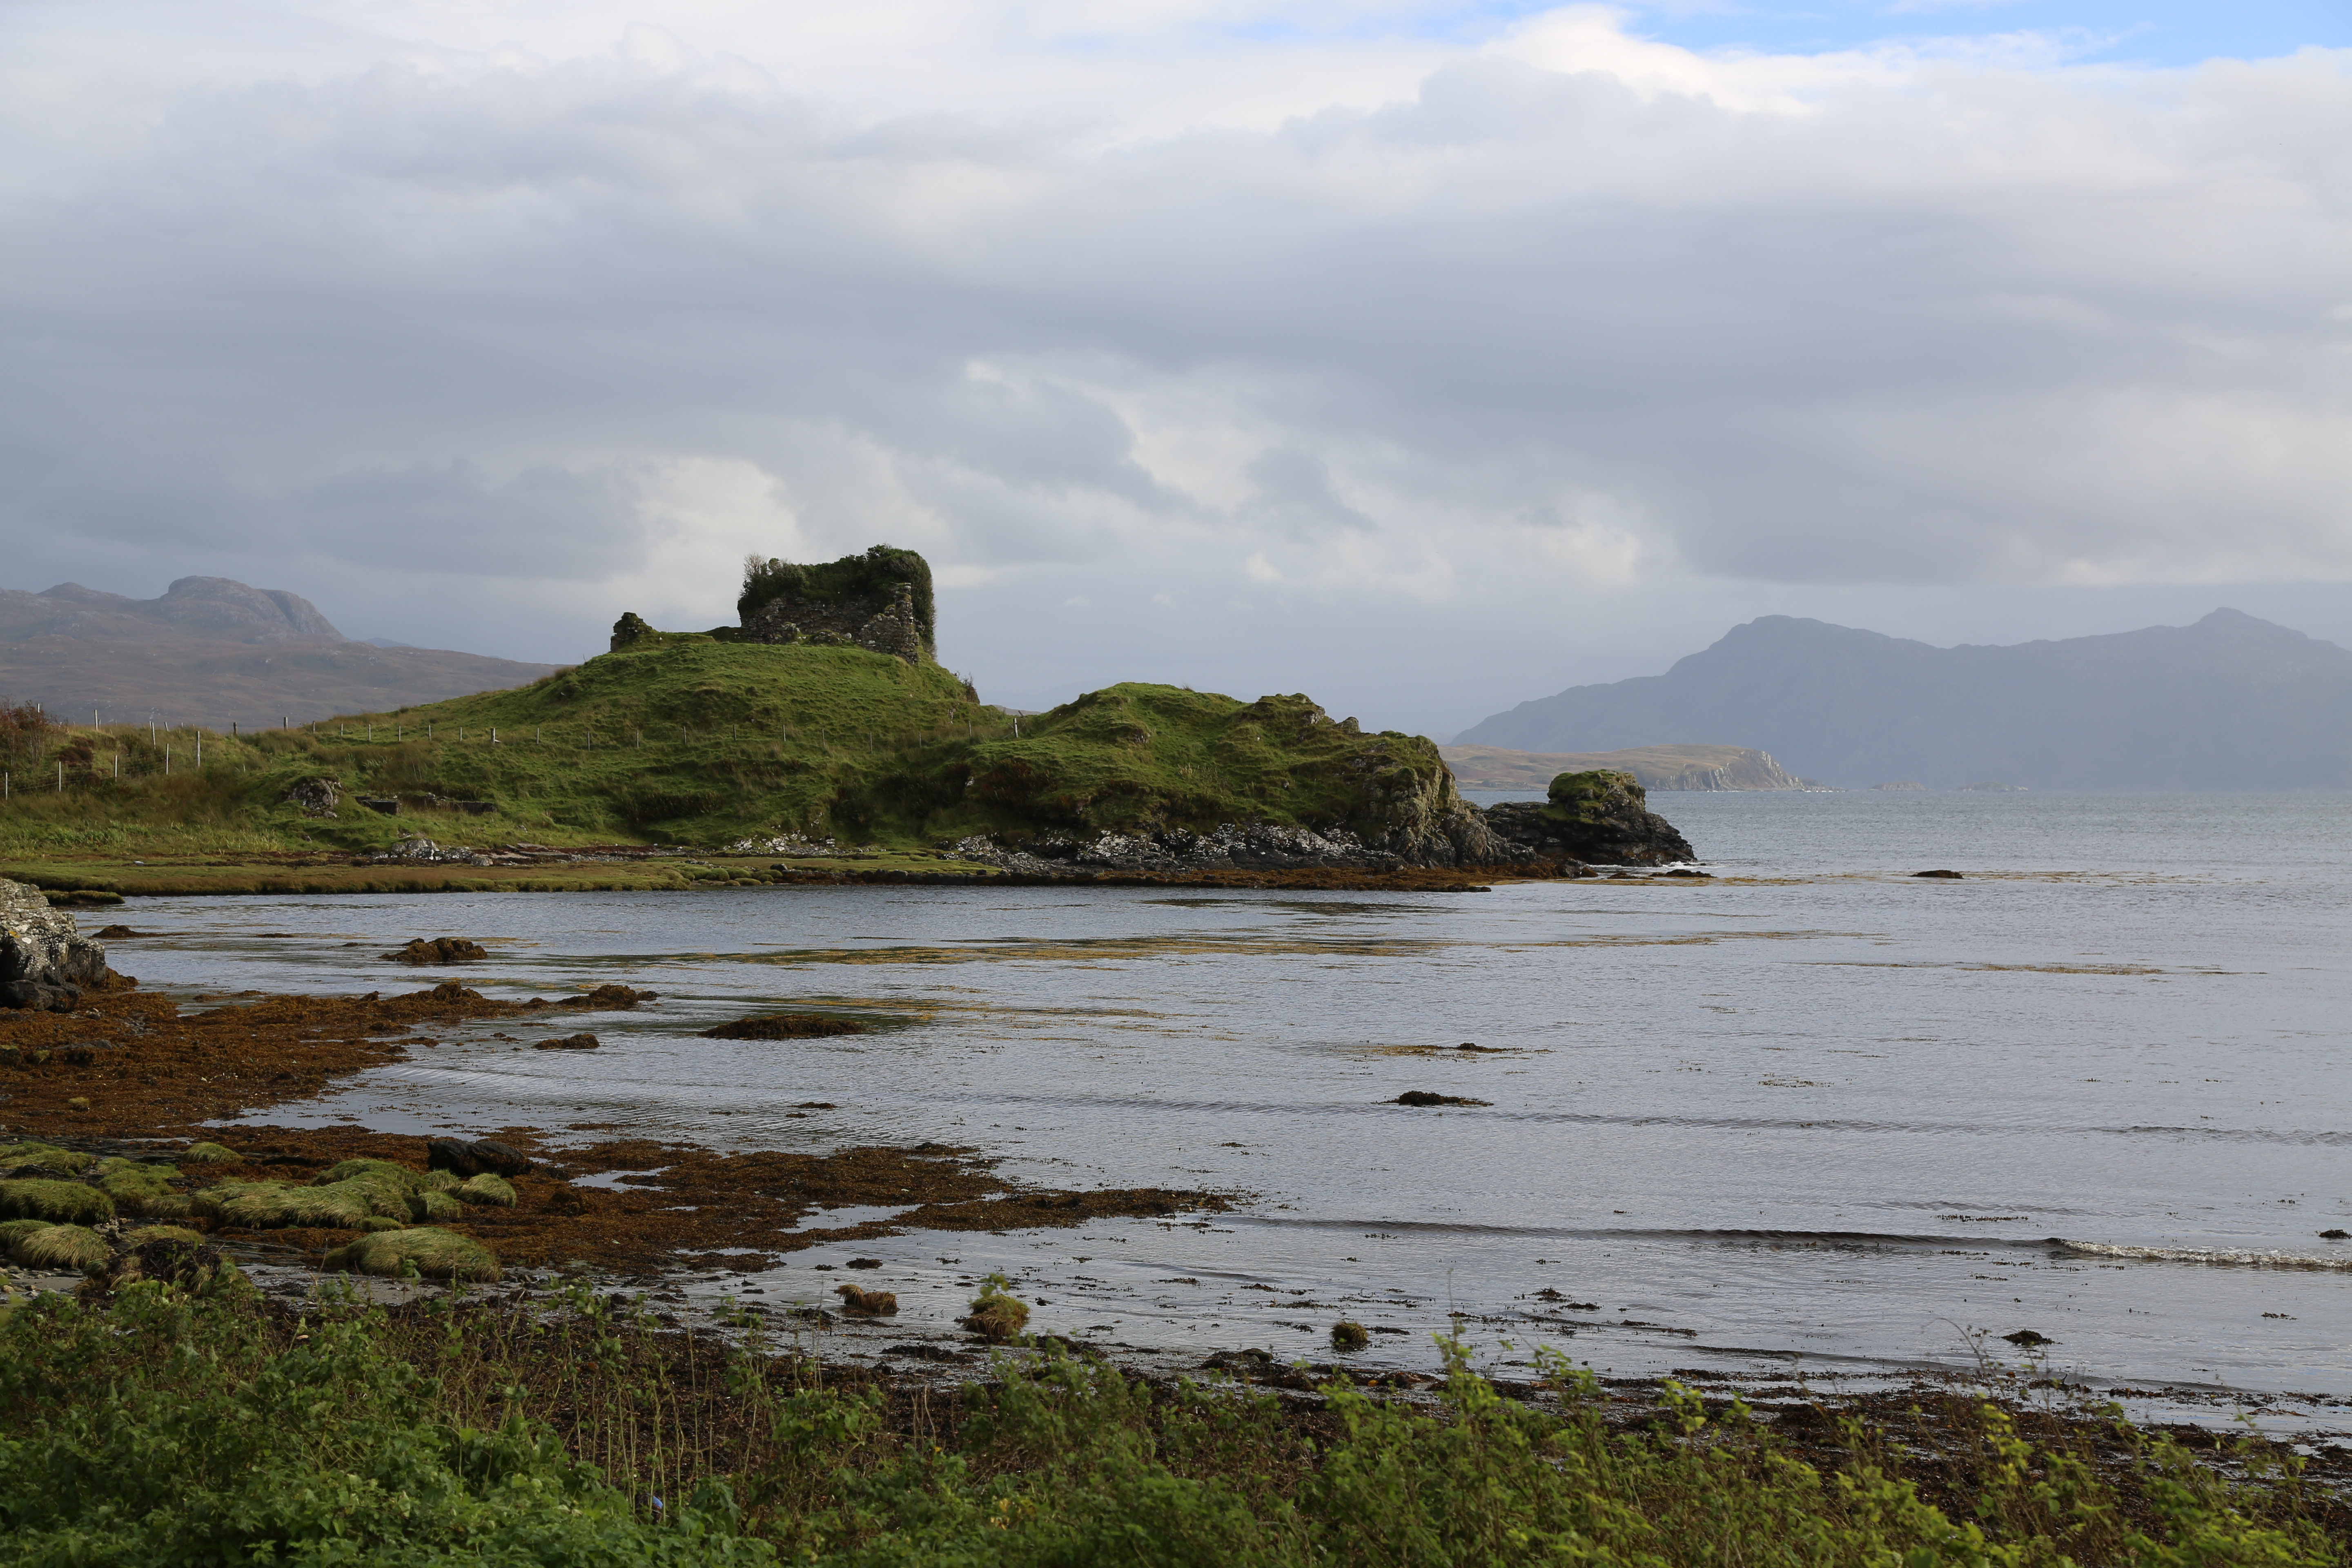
[700,1014,872,1040]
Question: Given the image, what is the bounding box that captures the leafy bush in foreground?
[0,1283,2336,1567]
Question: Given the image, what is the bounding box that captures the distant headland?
[0,547,1699,896]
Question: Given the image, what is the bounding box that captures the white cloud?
[0,2,2345,726]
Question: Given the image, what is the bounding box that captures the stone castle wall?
[741,582,928,664]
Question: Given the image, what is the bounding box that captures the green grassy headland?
[1,637,1468,892]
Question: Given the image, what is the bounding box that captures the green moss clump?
[0,1140,96,1174]
[324,1226,501,1282]
[456,1173,516,1208]
[194,1175,412,1229]
[0,1179,114,1225]
[17,1223,111,1274]
[408,1189,463,1223]
[98,1163,178,1214]
[1,1217,57,1253]
[356,1215,407,1233]
[962,1273,1030,1343]
[316,1158,420,1187]
[417,1169,462,1193]
[180,1142,241,1164]
[124,1225,207,1246]
[1331,1320,1370,1353]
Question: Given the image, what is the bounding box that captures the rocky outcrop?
[283,777,340,817]
[951,822,1411,875]
[1482,771,1696,866]
[0,878,120,1010]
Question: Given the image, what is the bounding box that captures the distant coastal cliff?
[1442,742,1823,792]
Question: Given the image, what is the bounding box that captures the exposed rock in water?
[0,877,128,1011]
[384,937,489,964]
[1481,771,1697,866]
[1394,1090,1491,1107]
[530,1033,600,1051]
[1912,869,1963,879]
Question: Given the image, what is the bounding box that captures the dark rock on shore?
[1482,771,1695,866]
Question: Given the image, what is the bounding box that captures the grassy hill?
[0,636,1465,874]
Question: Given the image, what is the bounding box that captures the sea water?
[113,791,2349,1419]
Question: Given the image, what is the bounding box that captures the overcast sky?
[4,1,2346,733]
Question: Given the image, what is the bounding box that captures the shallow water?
[108,791,2350,1417]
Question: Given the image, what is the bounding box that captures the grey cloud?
[1,26,2345,707]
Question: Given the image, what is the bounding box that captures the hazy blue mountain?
[1454,610,2352,789]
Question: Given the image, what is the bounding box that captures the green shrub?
[0,1289,771,1566]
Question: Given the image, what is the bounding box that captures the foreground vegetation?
[1,636,1460,869]
[0,1277,2337,1566]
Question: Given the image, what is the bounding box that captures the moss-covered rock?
[16,1223,111,1274]
[0,1140,96,1174]
[194,1175,412,1229]
[0,1179,114,1225]
[1482,770,1697,866]
[962,1274,1030,1343]
[409,1189,463,1223]
[324,1226,501,1282]
[125,1224,207,1246]
[98,1162,179,1214]
[456,1173,515,1208]
[180,1141,242,1164]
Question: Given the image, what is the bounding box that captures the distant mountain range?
[1454,609,2352,790]
[0,577,562,727]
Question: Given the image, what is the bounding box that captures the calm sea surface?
[113,792,2349,1417]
